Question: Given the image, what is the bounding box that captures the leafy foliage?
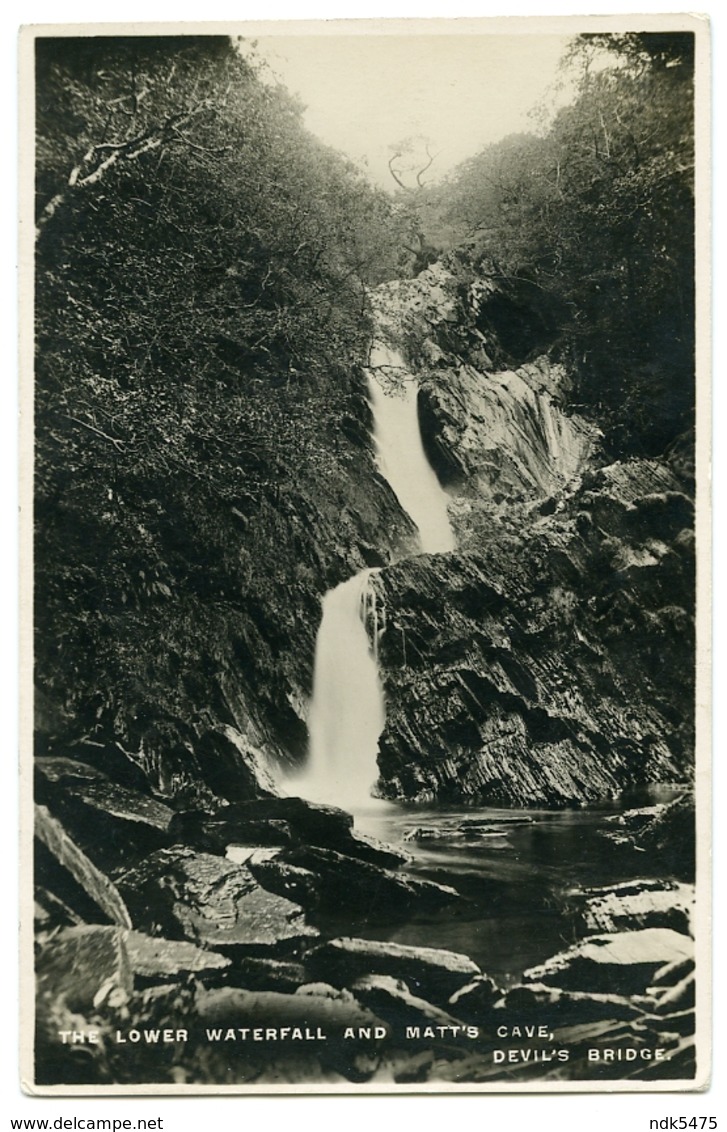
[432,32,695,455]
[35,36,404,764]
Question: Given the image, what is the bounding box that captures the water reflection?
[330,786,683,985]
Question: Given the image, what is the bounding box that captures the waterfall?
[367,342,455,555]
[290,570,385,808]
[289,337,455,808]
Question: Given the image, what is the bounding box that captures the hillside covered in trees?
[32,29,700,1089]
[35,35,416,796]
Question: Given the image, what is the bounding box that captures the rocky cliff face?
[366,267,694,806]
[418,359,596,501]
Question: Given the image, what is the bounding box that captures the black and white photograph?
[20,14,710,1095]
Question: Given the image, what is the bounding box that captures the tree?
[387,134,438,192]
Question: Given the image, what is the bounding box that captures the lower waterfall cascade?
[289,338,456,806]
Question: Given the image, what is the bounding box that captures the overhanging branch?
[36,104,213,240]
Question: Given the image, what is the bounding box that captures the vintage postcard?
[20,13,711,1094]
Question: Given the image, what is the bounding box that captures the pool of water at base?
[320,785,685,987]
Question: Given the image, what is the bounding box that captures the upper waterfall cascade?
[367,341,456,555]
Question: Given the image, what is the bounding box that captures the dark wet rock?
[500,981,651,1023]
[448,975,502,1020]
[650,955,694,988]
[602,795,695,880]
[116,846,317,949]
[522,928,693,995]
[190,726,279,803]
[36,924,133,1012]
[34,886,82,931]
[196,985,386,1035]
[170,810,294,853]
[636,795,696,880]
[308,937,480,1006]
[225,956,308,993]
[242,857,321,912]
[567,879,694,935]
[351,974,469,1033]
[35,758,174,870]
[171,797,406,869]
[275,844,457,919]
[35,804,132,928]
[123,930,231,981]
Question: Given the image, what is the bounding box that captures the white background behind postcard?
[3,0,722,1129]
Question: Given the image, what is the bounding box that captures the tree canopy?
[429,31,695,455]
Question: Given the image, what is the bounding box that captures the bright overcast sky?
[248,33,572,190]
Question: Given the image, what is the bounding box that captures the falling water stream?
[289,339,454,806]
[366,342,455,556]
[293,569,385,808]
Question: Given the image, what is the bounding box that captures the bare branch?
[36,104,213,240]
[387,152,408,191]
[416,143,437,189]
[65,415,126,450]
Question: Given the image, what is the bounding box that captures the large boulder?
[122,930,231,982]
[567,879,694,936]
[521,929,693,995]
[37,923,231,997]
[35,804,132,928]
[269,844,457,919]
[499,982,651,1024]
[601,795,696,880]
[116,846,317,950]
[35,758,174,870]
[170,796,406,869]
[307,938,480,1006]
[350,974,469,1034]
